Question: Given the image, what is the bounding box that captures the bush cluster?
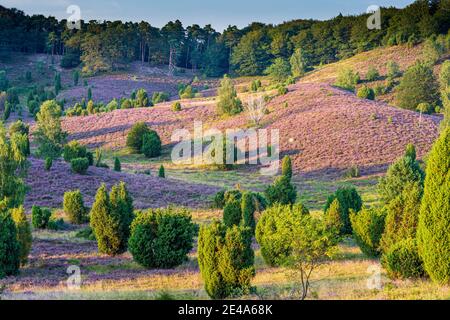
[31,205,52,229]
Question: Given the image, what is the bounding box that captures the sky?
[0,0,415,31]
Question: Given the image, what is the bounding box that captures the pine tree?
[290,48,308,78]
[417,128,450,284]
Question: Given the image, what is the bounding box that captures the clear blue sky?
[0,0,415,31]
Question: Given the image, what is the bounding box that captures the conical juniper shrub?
[11,206,32,266]
[223,200,242,228]
[350,207,386,258]
[324,187,363,235]
[417,128,450,284]
[198,221,255,299]
[0,208,20,279]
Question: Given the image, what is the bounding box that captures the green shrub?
[47,217,66,231]
[90,183,134,256]
[152,92,170,105]
[141,131,162,158]
[335,67,360,91]
[383,238,424,279]
[265,176,297,206]
[31,206,51,229]
[158,165,165,178]
[44,157,52,171]
[395,61,439,111]
[265,58,291,83]
[366,66,380,81]
[380,182,422,253]
[281,156,293,180]
[378,145,424,205]
[213,190,226,209]
[223,200,242,228]
[179,85,196,99]
[417,128,450,284]
[241,192,256,233]
[386,60,401,79]
[172,102,182,111]
[324,187,363,235]
[63,140,88,162]
[75,226,96,241]
[128,207,196,269]
[121,99,133,109]
[135,89,149,108]
[350,207,386,258]
[63,190,87,225]
[217,75,243,116]
[0,209,20,279]
[277,86,288,96]
[224,190,242,204]
[126,122,150,152]
[9,120,30,155]
[70,157,89,174]
[198,222,254,299]
[256,203,309,267]
[357,86,375,100]
[114,157,121,172]
[11,207,32,266]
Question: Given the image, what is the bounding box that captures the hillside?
[24,158,219,210]
[61,81,440,175]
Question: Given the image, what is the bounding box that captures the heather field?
[1,2,450,304]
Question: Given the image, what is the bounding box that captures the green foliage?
[152,92,169,105]
[290,48,308,78]
[213,190,226,209]
[217,75,243,116]
[334,67,360,92]
[141,131,162,158]
[61,53,81,69]
[324,187,363,235]
[135,89,149,108]
[2,101,11,121]
[114,157,121,172]
[63,190,87,225]
[416,102,434,114]
[383,238,424,279]
[417,128,450,284]
[378,145,424,205]
[386,60,401,79]
[357,86,375,100]
[265,175,297,206]
[63,140,88,162]
[47,217,66,231]
[11,206,32,266]
[440,61,450,132]
[126,122,150,152]
[44,157,52,171]
[54,73,62,95]
[198,222,255,299]
[250,79,262,92]
[395,61,439,111]
[179,85,196,99]
[350,207,386,258]
[366,66,380,82]
[422,38,444,66]
[0,124,27,209]
[0,208,20,279]
[223,200,241,228]
[70,157,90,175]
[90,183,134,256]
[324,199,344,233]
[128,207,196,269]
[241,192,256,233]
[31,206,51,229]
[265,58,291,83]
[158,165,165,178]
[281,156,293,180]
[380,182,422,253]
[256,203,310,267]
[172,102,182,112]
[34,100,67,160]
[87,87,92,101]
[9,120,30,156]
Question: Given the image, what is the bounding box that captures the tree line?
[1,1,450,77]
